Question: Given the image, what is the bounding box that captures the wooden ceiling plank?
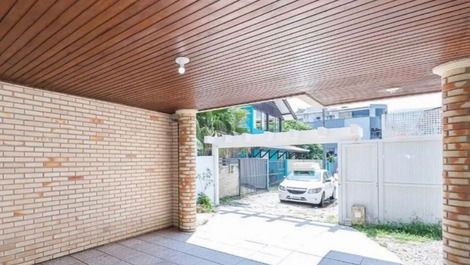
[122,0,461,91]
[51,0,355,90]
[58,0,440,93]
[20,0,217,84]
[0,0,74,67]
[0,0,57,55]
[0,0,95,74]
[0,1,468,112]
[36,1,312,86]
[12,0,166,82]
[3,0,119,78]
[99,63,457,113]
[49,0,289,87]
[54,0,380,92]
[109,42,469,106]
[0,0,37,41]
[71,1,464,96]
[150,20,468,93]
[0,0,18,25]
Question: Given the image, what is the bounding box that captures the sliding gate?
[239,158,268,194]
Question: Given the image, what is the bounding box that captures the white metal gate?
[339,142,379,224]
[338,136,442,225]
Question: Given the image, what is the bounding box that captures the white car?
[278,169,337,207]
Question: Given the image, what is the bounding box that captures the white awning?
[204,125,363,148]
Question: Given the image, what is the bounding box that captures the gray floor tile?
[318,258,354,265]
[361,257,402,265]
[125,252,164,265]
[98,243,141,260]
[72,249,106,262]
[81,254,127,265]
[325,251,363,264]
[40,256,86,265]
[235,259,267,265]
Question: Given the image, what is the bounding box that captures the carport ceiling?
[0,0,468,113]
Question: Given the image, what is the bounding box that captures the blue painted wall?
[242,106,264,134]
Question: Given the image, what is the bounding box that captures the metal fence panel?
[239,158,268,194]
[383,108,442,138]
[268,160,286,186]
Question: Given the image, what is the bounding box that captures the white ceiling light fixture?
[175,56,190,74]
[379,87,402,94]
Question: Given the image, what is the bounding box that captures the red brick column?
[175,109,198,232]
[434,58,470,265]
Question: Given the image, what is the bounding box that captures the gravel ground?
[213,190,442,265]
[219,189,338,223]
[372,237,442,265]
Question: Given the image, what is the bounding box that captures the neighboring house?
[296,104,388,173]
[239,99,308,160]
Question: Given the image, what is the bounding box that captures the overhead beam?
[205,125,363,148]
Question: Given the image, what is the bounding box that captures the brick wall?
[438,62,470,265]
[0,82,178,264]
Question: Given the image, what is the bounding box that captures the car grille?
[287,187,307,195]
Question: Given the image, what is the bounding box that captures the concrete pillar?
[433,58,470,265]
[175,109,198,232]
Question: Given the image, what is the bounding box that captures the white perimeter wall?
[339,136,442,224]
[196,156,215,203]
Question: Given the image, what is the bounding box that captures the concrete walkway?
[42,209,402,265]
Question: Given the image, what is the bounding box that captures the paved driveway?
[220,190,338,223]
[43,206,401,265]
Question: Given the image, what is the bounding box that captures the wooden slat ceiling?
[0,0,469,113]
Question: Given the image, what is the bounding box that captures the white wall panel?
[339,136,442,224]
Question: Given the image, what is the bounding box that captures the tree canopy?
[196,108,248,155]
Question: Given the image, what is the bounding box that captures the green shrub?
[197,193,214,213]
[353,221,442,242]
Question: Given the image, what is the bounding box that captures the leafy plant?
[353,221,442,242]
[197,193,214,213]
[196,108,248,155]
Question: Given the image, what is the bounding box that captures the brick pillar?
[175,109,198,232]
[433,58,470,265]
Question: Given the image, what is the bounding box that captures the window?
[268,115,280,132]
[255,110,266,130]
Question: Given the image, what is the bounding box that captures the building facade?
[297,104,388,173]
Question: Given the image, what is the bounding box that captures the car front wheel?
[318,192,325,208]
[330,188,336,200]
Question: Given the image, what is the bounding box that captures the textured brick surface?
[176,110,197,232]
[0,82,178,264]
[439,63,470,265]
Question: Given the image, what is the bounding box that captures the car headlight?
[308,188,322,194]
[279,185,286,191]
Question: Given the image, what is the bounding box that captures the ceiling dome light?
[175,56,190,74]
[385,87,401,93]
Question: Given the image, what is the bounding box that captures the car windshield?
[287,170,322,181]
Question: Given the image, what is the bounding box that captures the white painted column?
[212,145,220,205]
